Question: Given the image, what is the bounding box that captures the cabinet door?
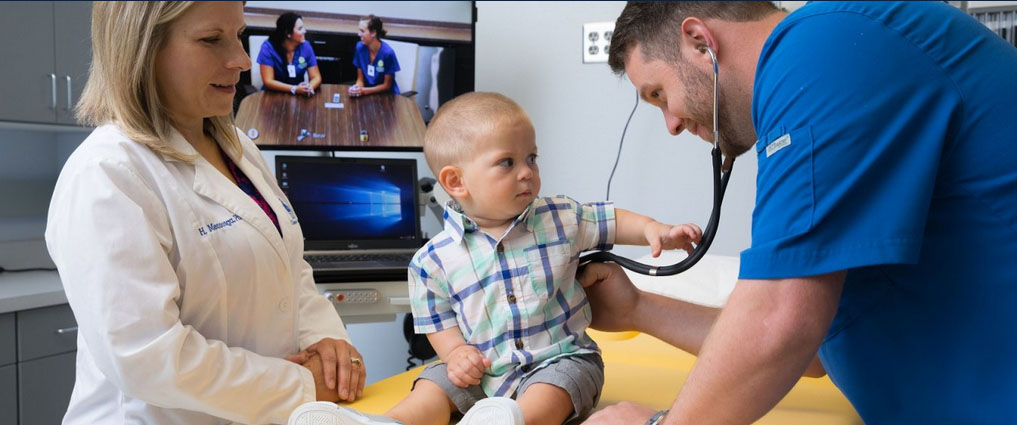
[0,2,57,124]
[19,351,76,425]
[0,364,16,425]
[54,1,91,125]
[0,313,14,366]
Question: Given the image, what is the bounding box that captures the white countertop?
[0,271,65,314]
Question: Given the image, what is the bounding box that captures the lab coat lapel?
[230,149,294,251]
[189,146,290,267]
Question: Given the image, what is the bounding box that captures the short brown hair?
[423,92,530,176]
[608,1,778,74]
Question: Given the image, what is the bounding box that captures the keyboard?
[304,252,415,270]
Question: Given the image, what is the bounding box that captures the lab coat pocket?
[523,240,573,303]
[752,125,815,241]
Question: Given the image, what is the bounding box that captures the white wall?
[475,1,758,260]
[247,1,473,24]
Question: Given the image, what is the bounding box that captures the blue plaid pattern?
[409,196,615,396]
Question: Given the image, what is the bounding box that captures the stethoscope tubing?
[579,46,734,276]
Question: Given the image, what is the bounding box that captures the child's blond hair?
[423,92,531,176]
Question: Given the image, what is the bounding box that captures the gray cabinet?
[0,1,92,125]
[16,304,77,362]
[19,351,75,425]
[1,304,78,425]
[53,1,92,125]
[1,313,14,366]
[1,365,16,425]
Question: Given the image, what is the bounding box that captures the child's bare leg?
[385,379,457,425]
[516,383,573,425]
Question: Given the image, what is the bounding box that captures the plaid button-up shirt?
[409,196,616,396]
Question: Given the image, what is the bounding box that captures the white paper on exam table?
[622,252,739,308]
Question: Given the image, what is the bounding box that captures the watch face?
[247,128,259,139]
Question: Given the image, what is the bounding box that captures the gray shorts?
[413,352,604,424]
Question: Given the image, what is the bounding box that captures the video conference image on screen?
[234,1,475,150]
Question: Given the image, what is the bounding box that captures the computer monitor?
[239,2,475,126]
[276,155,421,251]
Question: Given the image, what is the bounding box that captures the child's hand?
[645,222,703,257]
[445,344,491,388]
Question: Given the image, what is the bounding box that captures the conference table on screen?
[235,84,425,149]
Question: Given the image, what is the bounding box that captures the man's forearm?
[663,274,844,425]
[633,291,719,355]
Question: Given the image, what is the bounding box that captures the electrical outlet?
[583,21,614,64]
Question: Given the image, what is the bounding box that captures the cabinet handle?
[50,73,57,109]
[55,326,78,335]
[66,76,73,110]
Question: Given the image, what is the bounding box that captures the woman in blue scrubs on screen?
[348,15,401,97]
[258,12,321,96]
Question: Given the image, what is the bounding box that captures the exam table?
[344,254,862,424]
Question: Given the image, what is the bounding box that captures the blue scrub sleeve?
[256,41,279,67]
[381,46,401,74]
[301,42,318,67]
[739,11,962,279]
[352,42,364,70]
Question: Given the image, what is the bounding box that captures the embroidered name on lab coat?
[279,197,299,225]
[766,133,792,158]
[197,213,243,236]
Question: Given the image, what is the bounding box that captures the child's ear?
[438,165,468,198]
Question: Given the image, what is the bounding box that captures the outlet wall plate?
[583,21,614,64]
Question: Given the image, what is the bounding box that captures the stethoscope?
[579,46,735,276]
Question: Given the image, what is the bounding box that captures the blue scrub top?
[742,1,1017,422]
[352,41,401,94]
[256,40,317,87]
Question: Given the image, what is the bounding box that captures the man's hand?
[582,401,657,424]
[578,262,641,332]
[287,338,365,401]
[445,344,490,388]
[644,222,703,257]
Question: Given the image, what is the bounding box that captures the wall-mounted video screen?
[234,1,475,150]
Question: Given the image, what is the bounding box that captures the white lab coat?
[45,124,349,425]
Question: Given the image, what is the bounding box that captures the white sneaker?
[458,397,525,425]
[287,401,402,425]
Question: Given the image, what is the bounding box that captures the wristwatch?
[290,85,297,95]
[646,409,669,425]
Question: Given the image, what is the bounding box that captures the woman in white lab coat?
[45,2,366,424]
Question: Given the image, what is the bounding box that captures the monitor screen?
[236,2,475,150]
[276,156,420,246]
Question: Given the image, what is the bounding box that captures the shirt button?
[507,294,517,304]
[515,339,524,350]
[278,297,291,312]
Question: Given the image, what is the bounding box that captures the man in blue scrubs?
[580,2,1017,424]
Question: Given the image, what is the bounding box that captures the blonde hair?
[423,92,530,176]
[77,1,241,161]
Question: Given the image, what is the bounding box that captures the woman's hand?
[445,344,490,388]
[295,82,315,96]
[287,338,365,401]
[347,84,363,97]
